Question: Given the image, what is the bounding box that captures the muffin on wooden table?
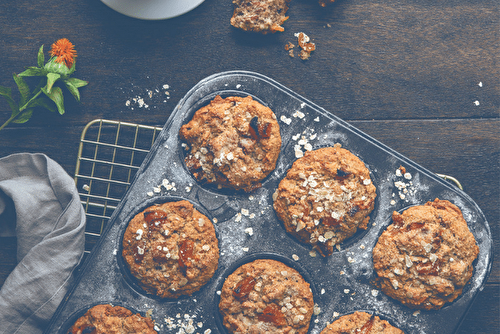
[230,0,290,34]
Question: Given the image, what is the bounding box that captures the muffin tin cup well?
[369,202,482,311]
[45,71,492,334]
[117,196,220,302]
[214,252,319,334]
[178,90,283,197]
[270,145,382,254]
[316,310,405,334]
[60,302,154,334]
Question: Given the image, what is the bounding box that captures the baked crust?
[372,199,479,310]
[320,311,404,334]
[67,304,157,334]
[180,95,281,192]
[219,259,314,334]
[273,146,376,256]
[230,0,289,34]
[122,200,219,299]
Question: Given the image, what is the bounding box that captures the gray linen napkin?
[0,153,85,334]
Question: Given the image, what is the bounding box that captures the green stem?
[0,89,42,131]
[19,89,43,112]
[0,114,17,131]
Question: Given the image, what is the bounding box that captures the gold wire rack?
[74,119,463,256]
[74,119,162,254]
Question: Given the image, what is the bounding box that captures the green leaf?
[18,66,47,77]
[12,109,33,124]
[65,77,88,88]
[23,96,57,114]
[63,79,80,101]
[36,97,57,112]
[13,74,30,106]
[37,45,44,68]
[46,72,61,93]
[41,86,65,115]
[0,86,18,114]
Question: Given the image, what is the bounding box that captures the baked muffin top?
[67,304,157,334]
[273,145,376,256]
[180,95,281,192]
[122,200,219,299]
[320,311,404,334]
[219,259,314,334]
[373,198,479,310]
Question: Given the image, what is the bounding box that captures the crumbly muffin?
[230,0,289,34]
[122,200,219,299]
[320,311,404,334]
[372,199,479,310]
[67,304,157,334]
[179,95,281,192]
[273,145,377,256]
[219,259,314,334]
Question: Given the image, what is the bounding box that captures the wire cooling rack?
[74,119,463,256]
[74,119,162,254]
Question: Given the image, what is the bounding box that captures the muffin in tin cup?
[65,303,157,334]
[320,311,404,333]
[372,198,479,310]
[273,144,378,256]
[179,94,282,193]
[121,198,219,299]
[217,253,316,334]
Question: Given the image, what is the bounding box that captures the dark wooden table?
[0,0,498,332]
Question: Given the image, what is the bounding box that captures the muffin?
[320,311,404,334]
[273,145,377,256]
[67,304,157,334]
[219,259,314,334]
[179,95,281,192]
[122,200,219,299]
[372,199,479,310]
[230,0,289,34]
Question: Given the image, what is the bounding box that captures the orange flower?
[49,38,77,69]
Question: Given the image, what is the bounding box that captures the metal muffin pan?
[46,71,492,334]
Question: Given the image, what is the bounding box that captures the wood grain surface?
[0,0,498,333]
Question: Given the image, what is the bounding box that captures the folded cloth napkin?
[0,153,86,334]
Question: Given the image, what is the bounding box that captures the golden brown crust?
[67,304,157,334]
[122,200,219,299]
[320,311,404,334]
[219,259,314,334]
[372,199,479,310]
[273,146,376,256]
[179,95,281,192]
[230,0,290,34]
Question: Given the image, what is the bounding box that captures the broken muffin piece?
[231,0,290,34]
[296,32,316,60]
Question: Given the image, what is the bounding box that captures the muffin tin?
[46,71,492,334]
